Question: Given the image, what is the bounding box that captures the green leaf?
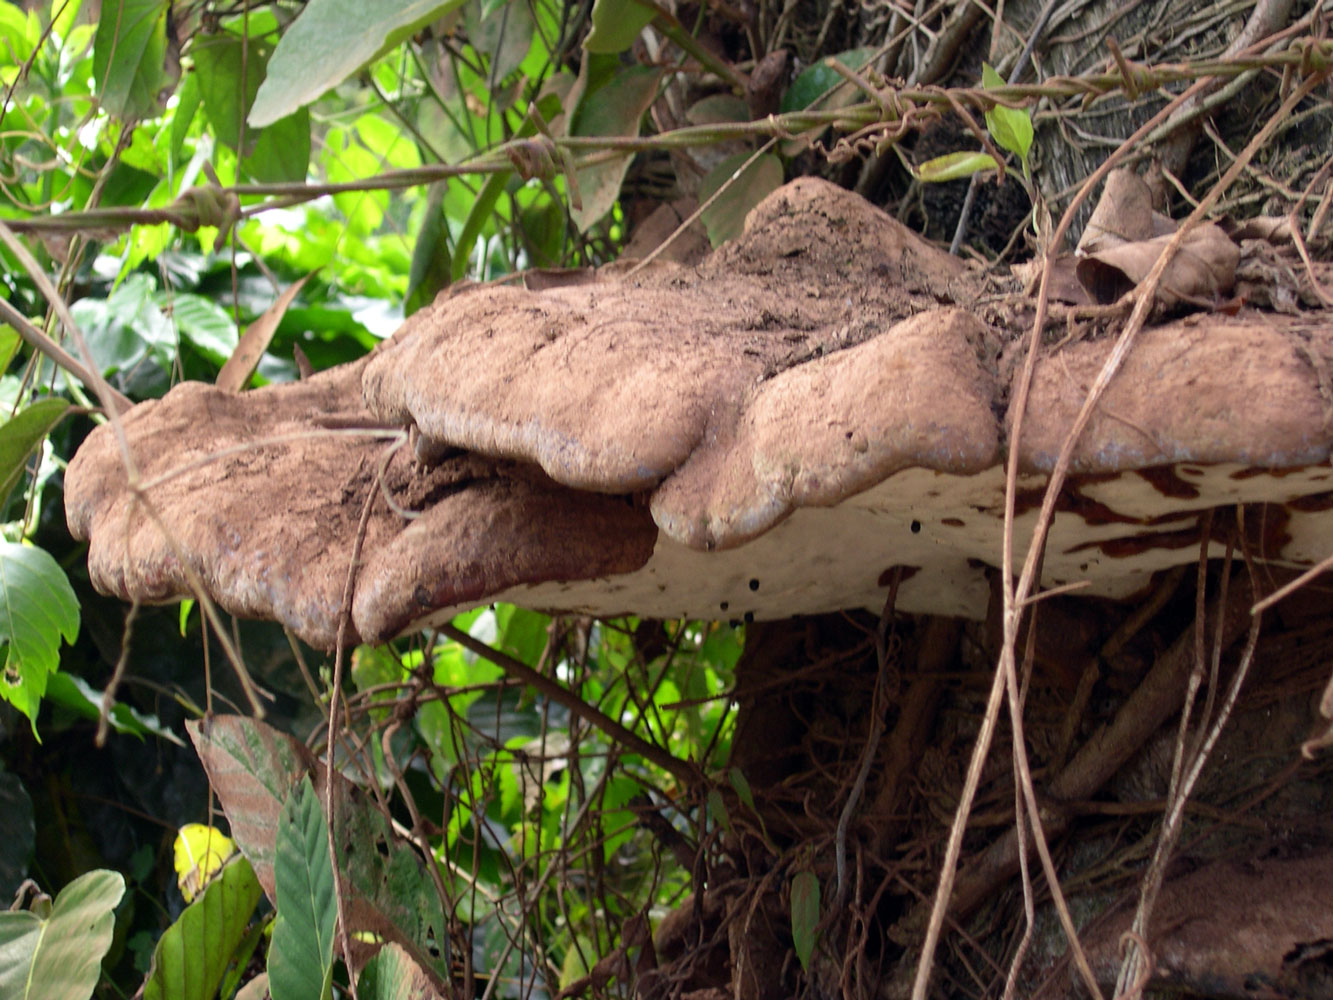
[193,31,312,183]
[686,94,749,126]
[584,0,655,54]
[160,292,238,366]
[728,767,755,811]
[143,855,263,1000]
[466,0,535,82]
[0,5,37,64]
[92,0,177,119]
[698,152,784,247]
[268,776,337,1000]
[359,943,443,1000]
[0,325,19,373]
[982,62,1033,163]
[779,47,874,113]
[185,715,316,901]
[707,788,731,834]
[43,671,184,744]
[331,780,450,986]
[406,185,453,316]
[518,196,565,269]
[790,870,820,972]
[250,0,465,128]
[192,33,265,152]
[217,924,267,1000]
[495,605,550,665]
[0,399,68,509]
[913,150,1000,183]
[0,869,126,1000]
[168,72,201,169]
[568,64,663,231]
[0,542,80,734]
[71,273,176,396]
[451,171,509,283]
[188,717,449,990]
[246,109,311,183]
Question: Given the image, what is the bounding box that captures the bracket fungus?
[66,177,1333,650]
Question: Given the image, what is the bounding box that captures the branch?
[0,273,133,415]
[440,623,703,789]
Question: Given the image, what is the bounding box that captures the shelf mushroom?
[66,178,1333,650]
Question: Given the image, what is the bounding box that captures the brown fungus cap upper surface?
[65,362,656,650]
[65,176,1333,644]
[360,177,972,497]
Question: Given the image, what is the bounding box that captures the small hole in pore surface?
[748,578,760,591]
[743,611,755,624]
[720,601,729,611]
[910,520,922,534]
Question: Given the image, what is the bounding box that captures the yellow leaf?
[173,823,236,902]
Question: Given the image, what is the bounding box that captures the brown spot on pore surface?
[878,566,921,587]
[1288,491,1333,512]
[1135,466,1200,500]
[1064,502,1293,560]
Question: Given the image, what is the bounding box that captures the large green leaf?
[405,184,452,316]
[333,778,450,988]
[0,869,125,1000]
[43,671,183,744]
[192,32,267,151]
[92,0,177,119]
[0,399,68,509]
[192,31,311,183]
[359,943,443,1000]
[71,273,176,397]
[244,109,311,183]
[0,542,79,733]
[778,47,875,113]
[466,0,536,82]
[158,292,238,367]
[584,0,655,54]
[250,0,465,128]
[189,716,450,992]
[698,152,784,247]
[568,64,663,231]
[142,855,263,1000]
[268,777,336,1000]
[185,715,316,901]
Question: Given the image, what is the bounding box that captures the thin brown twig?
[0,297,132,414]
[1116,516,1265,996]
[325,476,380,1000]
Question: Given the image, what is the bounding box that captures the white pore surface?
[418,462,1333,626]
